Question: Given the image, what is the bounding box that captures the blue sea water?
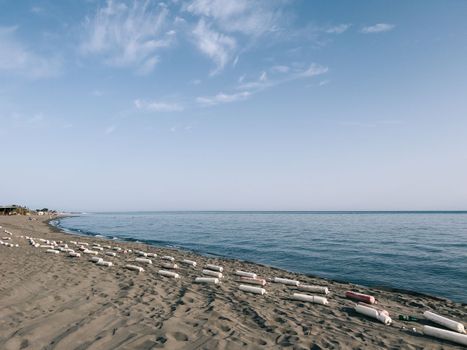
[53,212,467,302]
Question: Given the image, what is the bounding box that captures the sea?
[52,211,467,303]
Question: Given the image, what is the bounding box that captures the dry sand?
[0,215,465,350]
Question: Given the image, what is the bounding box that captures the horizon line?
[64,210,467,214]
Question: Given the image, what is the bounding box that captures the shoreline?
[1,215,466,349]
[49,215,460,305]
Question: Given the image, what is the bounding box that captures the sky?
[1,0,467,212]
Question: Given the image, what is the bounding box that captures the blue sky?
[1,0,467,211]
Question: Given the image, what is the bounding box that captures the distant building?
[0,205,30,215]
[0,206,19,215]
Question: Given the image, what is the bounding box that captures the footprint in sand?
[173,332,189,341]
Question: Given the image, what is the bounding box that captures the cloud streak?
[191,19,236,74]
[196,91,251,106]
[361,23,395,34]
[134,99,184,112]
[81,0,173,73]
[185,0,286,73]
[197,62,328,107]
[325,24,351,34]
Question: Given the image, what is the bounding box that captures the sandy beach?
[0,215,465,350]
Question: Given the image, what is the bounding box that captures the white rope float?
[423,325,467,346]
[423,311,465,333]
[83,249,99,255]
[135,257,152,264]
[239,285,266,295]
[297,285,329,295]
[158,270,180,278]
[239,277,266,286]
[354,304,392,325]
[274,277,300,286]
[206,264,223,272]
[161,262,179,269]
[235,270,257,279]
[90,257,103,264]
[195,277,219,284]
[125,264,144,273]
[291,293,329,305]
[181,259,197,267]
[202,269,223,278]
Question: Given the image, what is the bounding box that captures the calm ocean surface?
[54,212,467,302]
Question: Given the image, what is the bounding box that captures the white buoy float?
[298,285,329,295]
[105,251,117,257]
[83,249,99,255]
[355,304,392,325]
[125,264,144,273]
[46,249,60,254]
[136,251,148,257]
[423,325,467,346]
[135,257,152,264]
[68,252,81,257]
[40,244,54,249]
[162,256,175,262]
[240,277,267,286]
[274,277,300,286]
[195,277,219,284]
[158,270,180,278]
[423,311,465,333]
[235,270,257,279]
[147,253,157,258]
[181,259,197,267]
[291,293,329,305]
[97,260,113,267]
[90,257,103,263]
[239,284,266,295]
[161,262,179,269]
[206,264,223,272]
[202,269,223,278]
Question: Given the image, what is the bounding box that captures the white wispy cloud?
[196,91,251,106]
[361,23,395,34]
[237,63,329,91]
[325,24,351,34]
[0,26,61,78]
[298,63,329,78]
[197,62,328,105]
[184,0,281,36]
[191,19,236,74]
[81,0,173,73]
[134,99,184,112]
[185,0,286,73]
